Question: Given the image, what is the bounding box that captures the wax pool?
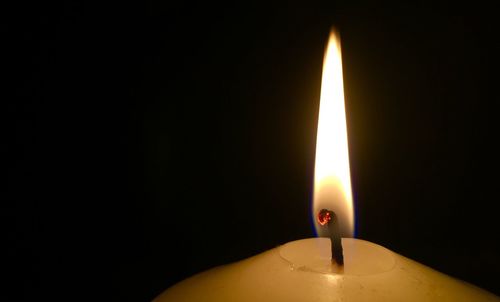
[154,238,498,302]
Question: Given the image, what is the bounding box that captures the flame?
[313,29,354,238]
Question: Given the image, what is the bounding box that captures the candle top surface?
[280,238,395,275]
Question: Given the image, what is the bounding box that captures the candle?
[153,29,499,302]
[154,238,497,301]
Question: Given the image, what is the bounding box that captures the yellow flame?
[313,29,354,238]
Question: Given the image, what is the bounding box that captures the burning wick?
[317,209,344,265]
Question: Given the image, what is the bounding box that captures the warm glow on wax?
[313,29,354,238]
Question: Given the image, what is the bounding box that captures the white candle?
[153,29,499,302]
[154,238,498,301]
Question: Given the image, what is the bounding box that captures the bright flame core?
[313,29,354,238]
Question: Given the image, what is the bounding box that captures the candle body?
[154,238,498,302]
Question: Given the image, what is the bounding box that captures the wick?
[318,209,344,265]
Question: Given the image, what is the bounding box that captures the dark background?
[4,1,499,301]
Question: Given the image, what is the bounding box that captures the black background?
[5,1,499,301]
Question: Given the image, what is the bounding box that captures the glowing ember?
[317,209,332,226]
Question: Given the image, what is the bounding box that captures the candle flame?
[313,29,354,238]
